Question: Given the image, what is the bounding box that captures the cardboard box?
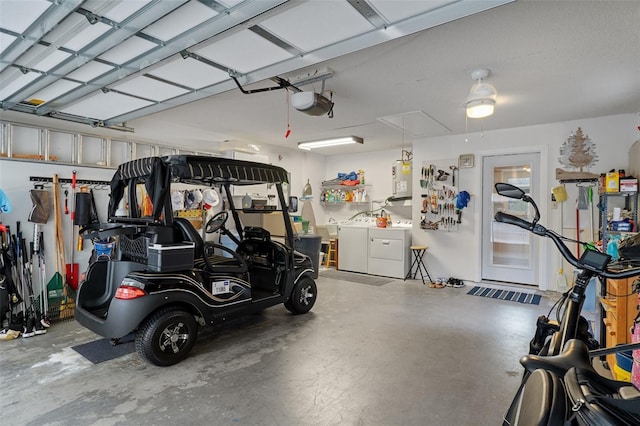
[238,211,303,236]
[610,221,632,232]
[605,172,619,192]
[619,178,638,192]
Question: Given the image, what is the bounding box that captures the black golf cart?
[75,155,317,366]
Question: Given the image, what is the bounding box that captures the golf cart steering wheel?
[205,211,228,234]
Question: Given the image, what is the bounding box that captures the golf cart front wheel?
[285,277,317,314]
[135,307,198,367]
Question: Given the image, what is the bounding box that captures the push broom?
[552,185,568,291]
[56,180,74,320]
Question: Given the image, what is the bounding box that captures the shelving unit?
[600,277,639,375]
[599,191,638,254]
[597,190,638,374]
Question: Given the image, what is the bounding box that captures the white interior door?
[482,153,540,285]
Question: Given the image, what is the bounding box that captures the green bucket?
[301,220,310,234]
[47,272,64,304]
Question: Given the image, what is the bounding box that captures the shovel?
[66,171,79,290]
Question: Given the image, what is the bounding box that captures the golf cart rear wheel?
[135,307,198,367]
[285,276,317,314]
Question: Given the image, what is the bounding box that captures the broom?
[47,175,65,316]
[53,174,74,320]
[552,185,568,291]
[57,197,75,320]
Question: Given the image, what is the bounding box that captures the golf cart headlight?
[115,279,147,300]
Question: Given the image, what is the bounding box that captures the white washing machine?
[337,221,370,274]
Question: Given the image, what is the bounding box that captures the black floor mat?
[466,286,541,305]
[71,334,136,364]
[319,269,393,286]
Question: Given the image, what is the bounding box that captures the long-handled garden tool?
[14,223,29,333]
[47,174,65,318]
[38,232,50,327]
[588,186,595,242]
[66,170,79,291]
[20,239,46,337]
[54,174,74,320]
[552,184,568,291]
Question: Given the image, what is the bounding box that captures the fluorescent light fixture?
[298,136,363,150]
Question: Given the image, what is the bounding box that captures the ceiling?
[1,0,639,156]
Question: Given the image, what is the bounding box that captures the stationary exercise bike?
[494,183,640,425]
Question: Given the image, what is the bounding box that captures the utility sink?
[326,224,338,237]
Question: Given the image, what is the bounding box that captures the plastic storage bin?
[147,242,195,272]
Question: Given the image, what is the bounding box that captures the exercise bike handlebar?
[494,211,640,279]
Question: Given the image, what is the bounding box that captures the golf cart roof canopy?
[108,155,289,221]
[116,155,289,185]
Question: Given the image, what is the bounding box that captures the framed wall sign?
[459,154,475,168]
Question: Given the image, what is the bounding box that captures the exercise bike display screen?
[579,249,611,271]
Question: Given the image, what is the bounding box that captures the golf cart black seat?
[173,217,245,273]
[237,227,288,268]
[174,217,204,255]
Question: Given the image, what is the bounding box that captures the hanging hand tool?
[449,165,458,187]
[421,195,428,214]
[64,189,69,214]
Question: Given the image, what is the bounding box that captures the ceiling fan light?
[465,68,497,119]
[467,82,497,101]
[466,99,495,118]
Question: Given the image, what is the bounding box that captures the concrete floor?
[0,274,554,426]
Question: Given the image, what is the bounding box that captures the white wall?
[245,145,327,222]
[407,113,637,290]
[1,113,636,293]
[629,139,640,177]
[629,136,640,216]
[0,160,115,297]
[320,148,413,224]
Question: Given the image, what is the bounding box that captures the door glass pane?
[491,164,533,269]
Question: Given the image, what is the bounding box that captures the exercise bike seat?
[520,339,593,376]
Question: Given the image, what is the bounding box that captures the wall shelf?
[320,183,368,205]
[599,191,638,253]
[320,201,369,206]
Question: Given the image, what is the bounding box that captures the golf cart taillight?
[115,286,147,300]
